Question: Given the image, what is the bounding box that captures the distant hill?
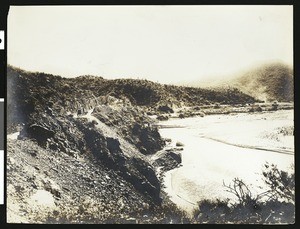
[183,63,293,102]
[231,63,293,102]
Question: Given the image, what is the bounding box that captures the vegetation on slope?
[7,65,256,129]
[181,62,293,103]
[232,62,293,102]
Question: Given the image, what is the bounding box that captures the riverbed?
[158,110,294,215]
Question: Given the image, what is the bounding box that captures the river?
[158,110,294,215]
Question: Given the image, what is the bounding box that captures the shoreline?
[157,109,294,215]
[150,102,293,124]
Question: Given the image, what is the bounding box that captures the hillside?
[182,63,293,103]
[6,66,257,223]
[231,63,293,102]
[7,66,256,128]
[7,66,177,223]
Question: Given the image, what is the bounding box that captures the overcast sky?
[8,5,293,84]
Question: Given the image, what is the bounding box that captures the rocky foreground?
[7,139,186,223]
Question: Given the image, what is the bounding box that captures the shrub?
[262,163,294,203]
[194,163,295,224]
[176,142,184,147]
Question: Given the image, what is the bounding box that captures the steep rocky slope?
[7,138,189,223]
[7,101,171,223]
[6,66,257,223]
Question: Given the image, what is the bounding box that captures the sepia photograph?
[6,5,294,224]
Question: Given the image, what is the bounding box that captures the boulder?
[178,113,185,119]
[176,141,184,147]
[249,105,263,112]
[21,124,55,145]
[132,123,165,155]
[169,152,182,164]
[154,151,182,172]
[157,105,174,114]
[42,178,61,199]
[156,115,169,121]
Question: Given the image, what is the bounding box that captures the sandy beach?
[159,110,294,215]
